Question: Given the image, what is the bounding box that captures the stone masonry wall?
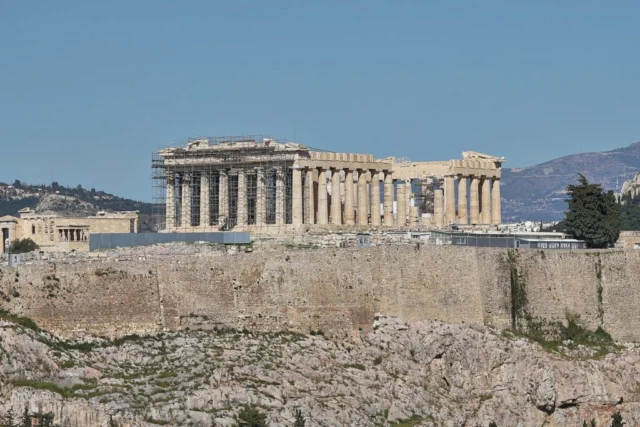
[1,246,640,341]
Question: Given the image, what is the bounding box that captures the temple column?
[434,181,444,228]
[256,168,266,226]
[181,173,191,228]
[344,169,355,225]
[330,168,342,225]
[237,170,247,226]
[492,178,502,224]
[166,174,175,230]
[292,167,303,226]
[481,176,491,224]
[305,168,315,224]
[457,175,468,225]
[200,173,210,228]
[370,171,381,226]
[317,168,328,225]
[357,170,368,226]
[383,171,394,226]
[275,167,285,225]
[469,176,480,224]
[218,169,228,226]
[396,180,406,227]
[445,175,456,225]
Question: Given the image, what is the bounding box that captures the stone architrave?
[344,169,355,225]
[491,178,501,224]
[457,175,468,225]
[317,169,328,225]
[370,171,381,226]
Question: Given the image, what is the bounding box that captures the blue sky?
[1,1,639,201]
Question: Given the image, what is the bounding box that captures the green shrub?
[233,406,267,427]
[8,238,38,254]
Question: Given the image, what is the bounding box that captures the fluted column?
[469,175,480,224]
[305,168,315,224]
[396,180,406,227]
[317,168,328,225]
[256,168,266,226]
[344,169,355,225]
[445,175,455,225]
[181,173,191,228]
[481,177,491,224]
[457,175,468,225]
[491,177,501,224]
[292,167,303,225]
[330,168,342,225]
[200,173,210,227]
[218,169,228,226]
[383,171,394,226]
[357,170,368,226]
[434,182,444,228]
[237,170,247,226]
[275,167,285,225]
[370,171,381,226]
[166,174,175,230]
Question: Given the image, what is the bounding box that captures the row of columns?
[434,175,501,227]
[166,168,502,229]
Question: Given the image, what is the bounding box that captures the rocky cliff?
[0,316,638,427]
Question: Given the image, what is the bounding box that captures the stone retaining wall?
[1,246,639,342]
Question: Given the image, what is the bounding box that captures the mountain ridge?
[501,141,640,221]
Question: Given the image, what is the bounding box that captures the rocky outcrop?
[622,172,640,199]
[0,316,638,426]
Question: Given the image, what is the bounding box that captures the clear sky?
[1,1,639,201]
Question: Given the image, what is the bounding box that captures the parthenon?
[152,136,505,233]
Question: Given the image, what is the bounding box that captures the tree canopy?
[565,175,620,248]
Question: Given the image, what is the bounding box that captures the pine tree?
[611,410,624,427]
[293,409,305,427]
[565,174,621,248]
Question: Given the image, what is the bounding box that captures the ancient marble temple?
[153,136,505,233]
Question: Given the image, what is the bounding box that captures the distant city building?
[0,208,138,253]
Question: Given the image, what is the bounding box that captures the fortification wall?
[1,246,639,341]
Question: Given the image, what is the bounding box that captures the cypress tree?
[565,174,621,248]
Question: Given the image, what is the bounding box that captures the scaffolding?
[152,135,304,232]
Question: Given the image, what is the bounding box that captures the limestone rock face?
[1,317,639,426]
[622,172,640,198]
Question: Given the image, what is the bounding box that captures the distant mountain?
[0,181,153,231]
[501,142,640,221]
